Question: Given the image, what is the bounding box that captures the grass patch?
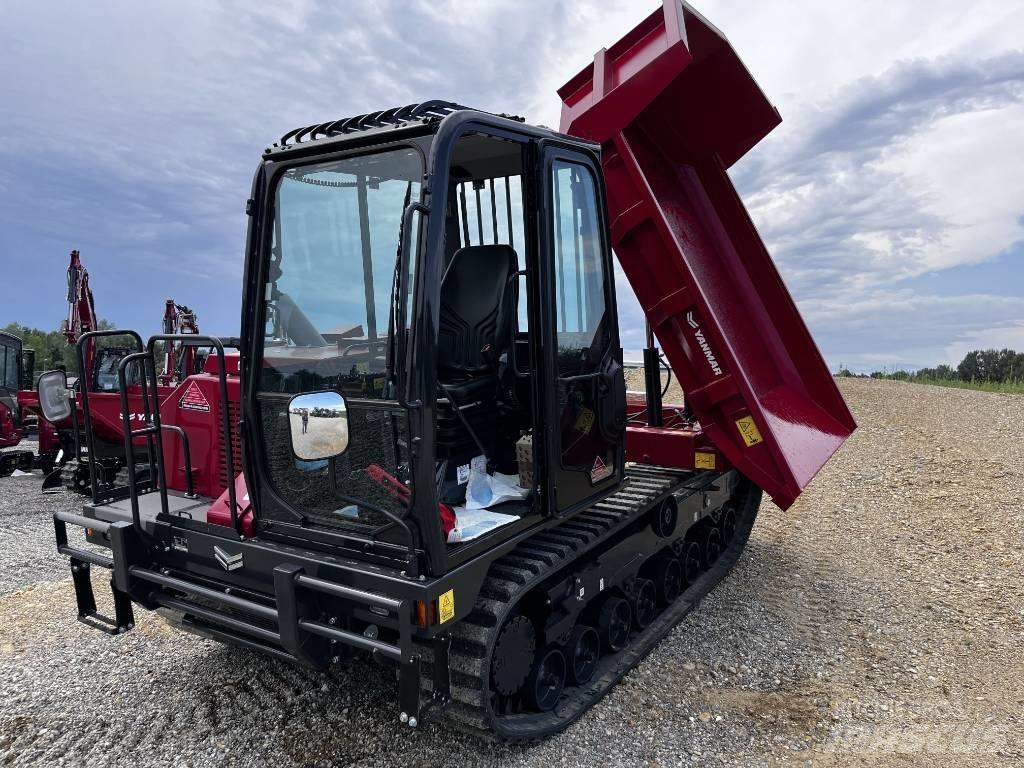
[839,375,1024,394]
[907,377,1024,394]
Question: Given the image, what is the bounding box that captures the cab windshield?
[261,147,421,396]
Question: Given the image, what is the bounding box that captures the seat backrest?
[438,244,517,378]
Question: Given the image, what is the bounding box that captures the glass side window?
[552,161,608,376]
[0,343,18,391]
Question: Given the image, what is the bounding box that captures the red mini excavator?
[41,1,854,742]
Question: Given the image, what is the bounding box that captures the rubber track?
[0,450,34,478]
[430,466,761,742]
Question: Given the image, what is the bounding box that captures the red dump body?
[559,1,855,509]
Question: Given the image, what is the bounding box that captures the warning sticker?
[438,589,455,624]
[735,415,763,447]
[590,456,614,484]
[179,381,211,413]
[694,451,716,470]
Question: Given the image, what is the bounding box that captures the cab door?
[537,144,626,517]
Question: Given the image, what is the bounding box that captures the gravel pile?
[1,379,1021,766]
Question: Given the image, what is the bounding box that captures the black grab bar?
[146,335,242,537]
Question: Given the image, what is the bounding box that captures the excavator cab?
[91,346,138,392]
[246,111,627,574]
[0,331,34,475]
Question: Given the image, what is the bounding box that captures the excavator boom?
[559,0,855,509]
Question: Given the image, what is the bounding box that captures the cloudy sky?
[1,0,1022,372]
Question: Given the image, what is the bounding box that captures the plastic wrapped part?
[558,0,855,509]
[465,455,529,510]
[447,507,520,544]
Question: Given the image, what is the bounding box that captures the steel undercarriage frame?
[52,462,732,730]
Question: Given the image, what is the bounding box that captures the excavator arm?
[559,1,856,509]
[159,299,200,385]
[61,249,98,378]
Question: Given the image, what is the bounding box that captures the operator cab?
[92,346,139,392]
[0,332,24,398]
[244,104,626,576]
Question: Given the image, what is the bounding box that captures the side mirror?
[288,391,349,460]
[37,370,72,423]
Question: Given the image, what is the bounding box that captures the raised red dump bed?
[559,0,856,509]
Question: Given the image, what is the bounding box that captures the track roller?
[651,496,678,538]
[524,646,566,712]
[631,578,657,629]
[720,505,737,545]
[680,539,703,585]
[61,459,91,494]
[696,524,722,568]
[653,554,683,604]
[567,625,599,686]
[597,596,631,653]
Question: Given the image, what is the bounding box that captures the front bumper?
[53,510,452,727]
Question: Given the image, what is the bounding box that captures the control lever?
[365,464,456,538]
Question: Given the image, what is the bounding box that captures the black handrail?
[160,424,195,498]
[118,351,165,535]
[76,330,144,503]
[146,335,242,537]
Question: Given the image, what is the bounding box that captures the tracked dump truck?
[39,1,855,741]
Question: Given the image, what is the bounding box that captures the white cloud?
[877,103,1024,272]
[944,322,1024,364]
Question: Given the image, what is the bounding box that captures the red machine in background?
[66,330,241,506]
[17,250,219,493]
[0,331,35,477]
[1,331,60,477]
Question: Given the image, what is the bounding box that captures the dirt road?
[0,378,1021,766]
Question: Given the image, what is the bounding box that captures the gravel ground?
[1,379,1022,766]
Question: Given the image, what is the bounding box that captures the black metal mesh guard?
[259,400,412,534]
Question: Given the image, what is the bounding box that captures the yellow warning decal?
[694,451,716,470]
[735,415,763,447]
[438,589,456,624]
[574,407,595,433]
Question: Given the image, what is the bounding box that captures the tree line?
[2,320,116,379]
[838,348,1024,385]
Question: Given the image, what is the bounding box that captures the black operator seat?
[437,243,518,399]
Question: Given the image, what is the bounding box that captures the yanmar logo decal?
[686,311,723,377]
[179,381,211,413]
